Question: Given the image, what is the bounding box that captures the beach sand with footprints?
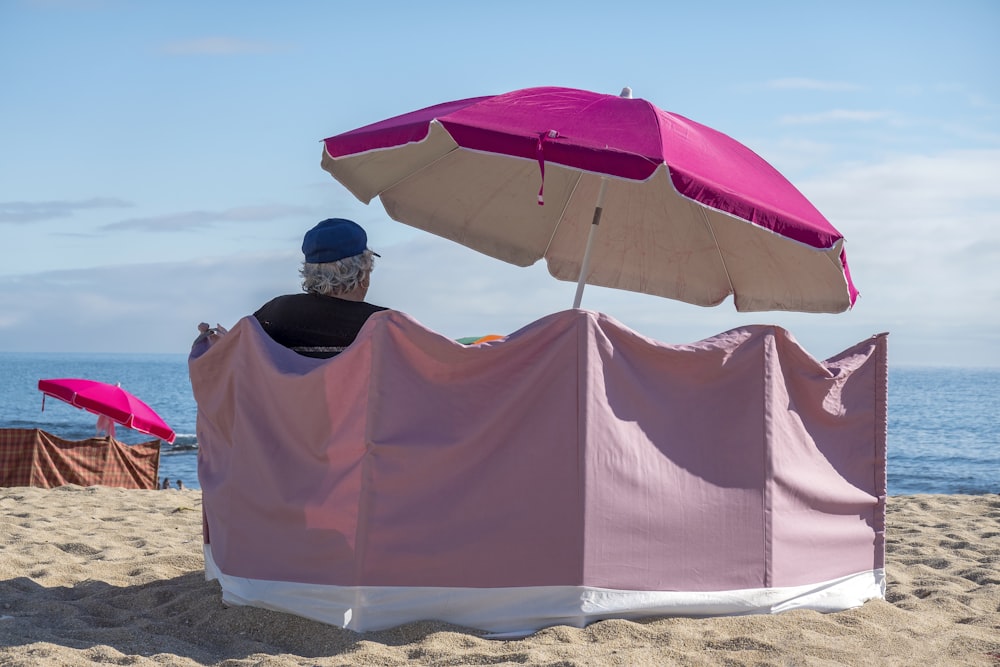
[1,486,997,666]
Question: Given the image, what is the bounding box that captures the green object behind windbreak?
[456,334,505,345]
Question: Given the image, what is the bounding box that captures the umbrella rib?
[377,144,462,198]
[540,171,584,258]
[698,208,737,299]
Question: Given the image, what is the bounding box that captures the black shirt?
[253,293,388,358]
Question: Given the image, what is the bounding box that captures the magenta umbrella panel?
[321,86,858,313]
[38,378,176,444]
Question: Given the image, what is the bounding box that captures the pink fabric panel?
[192,321,372,584]
[582,322,769,591]
[357,313,586,586]
[322,96,489,157]
[441,88,662,181]
[656,111,840,249]
[766,330,888,586]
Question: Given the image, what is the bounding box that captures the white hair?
[300,250,376,296]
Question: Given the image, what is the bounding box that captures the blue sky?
[1,0,998,366]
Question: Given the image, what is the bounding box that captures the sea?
[0,352,997,495]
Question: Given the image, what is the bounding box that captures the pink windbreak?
[190,310,886,593]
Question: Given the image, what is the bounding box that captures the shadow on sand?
[0,572,483,664]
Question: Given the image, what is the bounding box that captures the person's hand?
[205,323,228,346]
[192,322,227,348]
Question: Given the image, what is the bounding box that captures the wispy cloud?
[102,205,312,231]
[762,78,863,92]
[0,254,294,354]
[939,121,1000,144]
[778,109,894,125]
[2,181,998,366]
[965,92,1000,111]
[0,198,133,224]
[796,149,1000,338]
[802,148,1000,220]
[160,37,285,56]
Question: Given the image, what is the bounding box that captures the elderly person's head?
[300,218,378,298]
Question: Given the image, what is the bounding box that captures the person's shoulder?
[253,293,302,317]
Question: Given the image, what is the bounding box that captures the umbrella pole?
[572,177,608,309]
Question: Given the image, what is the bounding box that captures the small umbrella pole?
[572,177,608,309]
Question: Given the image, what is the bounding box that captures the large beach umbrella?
[321,86,857,313]
[38,378,176,444]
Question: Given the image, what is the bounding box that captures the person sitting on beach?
[251,218,388,359]
[161,477,170,490]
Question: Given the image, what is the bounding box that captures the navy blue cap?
[302,218,371,263]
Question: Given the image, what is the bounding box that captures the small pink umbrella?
[38,378,176,444]
[321,86,858,314]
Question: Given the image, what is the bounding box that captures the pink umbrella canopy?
[38,378,176,444]
[321,86,858,313]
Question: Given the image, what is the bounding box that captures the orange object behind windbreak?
[455,334,505,345]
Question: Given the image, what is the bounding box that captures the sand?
[0,487,997,666]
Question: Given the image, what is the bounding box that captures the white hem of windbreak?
[203,545,885,637]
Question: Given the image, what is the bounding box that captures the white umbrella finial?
[620,86,632,98]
